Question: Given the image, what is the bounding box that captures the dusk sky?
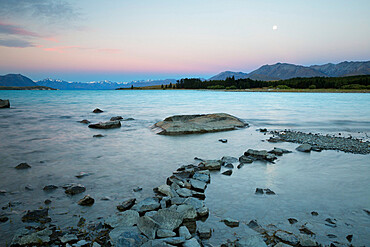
[0,0,369,82]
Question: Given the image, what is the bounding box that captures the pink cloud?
[44,45,121,54]
[0,21,41,37]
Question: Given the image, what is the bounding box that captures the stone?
[155,184,175,197]
[152,208,182,231]
[76,172,89,178]
[183,238,201,247]
[299,224,316,236]
[137,216,159,239]
[161,237,185,245]
[109,226,148,247]
[15,162,31,169]
[44,199,52,205]
[192,172,210,183]
[0,216,9,222]
[133,197,160,213]
[219,139,227,143]
[197,225,212,239]
[153,113,246,135]
[183,221,197,234]
[183,197,204,209]
[197,206,209,217]
[224,163,234,168]
[25,185,33,191]
[222,217,239,227]
[274,243,292,247]
[160,197,170,209]
[267,137,283,143]
[74,240,89,247]
[93,134,104,138]
[259,128,268,132]
[199,160,221,170]
[288,218,298,224]
[296,144,312,152]
[157,229,176,238]
[0,99,10,108]
[12,228,52,245]
[141,239,171,247]
[221,156,239,163]
[275,231,299,245]
[222,170,232,176]
[239,155,253,164]
[235,235,267,247]
[237,163,244,169]
[311,211,319,216]
[176,204,197,221]
[311,146,322,152]
[192,191,206,200]
[244,149,277,162]
[179,226,192,240]
[80,119,90,124]
[346,234,353,242]
[60,233,78,243]
[89,120,121,129]
[65,184,86,195]
[110,116,123,121]
[298,234,317,246]
[325,218,337,227]
[43,185,58,191]
[77,217,86,227]
[133,187,143,192]
[176,188,193,197]
[170,197,185,205]
[264,188,276,195]
[189,179,207,192]
[92,242,101,247]
[123,117,135,121]
[106,210,140,228]
[145,211,158,218]
[0,189,6,195]
[21,208,50,223]
[93,108,103,113]
[255,188,264,194]
[78,195,95,206]
[117,198,136,211]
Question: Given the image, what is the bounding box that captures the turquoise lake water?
[0,90,369,245]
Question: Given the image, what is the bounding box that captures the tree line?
[175,75,370,90]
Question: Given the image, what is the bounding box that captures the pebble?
[15,163,31,169]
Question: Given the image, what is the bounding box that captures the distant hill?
[209,61,370,81]
[36,78,177,90]
[0,74,38,87]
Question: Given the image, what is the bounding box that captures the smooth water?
[0,90,369,246]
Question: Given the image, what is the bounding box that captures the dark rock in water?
[0,216,9,222]
[264,189,275,195]
[77,217,86,227]
[189,179,207,192]
[153,113,247,135]
[237,163,244,169]
[78,195,95,206]
[0,99,10,108]
[25,185,33,191]
[244,149,277,162]
[15,162,31,169]
[76,172,89,178]
[239,155,253,164]
[123,117,135,121]
[299,225,316,236]
[255,188,264,194]
[44,199,52,205]
[259,128,267,132]
[133,187,143,192]
[311,146,322,152]
[222,170,232,176]
[197,226,212,239]
[327,234,337,239]
[225,163,234,168]
[0,190,6,195]
[275,231,299,245]
[93,108,103,113]
[222,218,239,227]
[296,144,312,152]
[117,198,136,211]
[64,184,86,195]
[267,137,283,143]
[269,147,292,156]
[199,160,221,170]
[89,120,121,129]
[325,218,337,227]
[218,139,227,143]
[221,156,238,163]
[364,209,370,215]
[43,185,58,191]
[288,218,298,224]
[346,234,353,242]
[79,119,90,124]
[311,211,319,216]
[110,116,123,121]
[93,134,104,138]
[22,208,50,223]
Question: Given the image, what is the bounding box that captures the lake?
[0,90,369,246]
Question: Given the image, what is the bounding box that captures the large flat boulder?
[0,99,10,108]
[89,120,121,129]
[153,113,246,135]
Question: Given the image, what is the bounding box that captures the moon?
[272,25,278,31]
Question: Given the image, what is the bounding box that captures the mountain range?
[209,61,370,81]
[0,74,38,87]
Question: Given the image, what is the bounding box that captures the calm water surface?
[0,90,369,246]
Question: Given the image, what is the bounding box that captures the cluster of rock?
[272,130,370,154]
[0,99,10,108]
[238,147,292,166]
[79,108,134,130]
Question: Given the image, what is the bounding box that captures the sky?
[0,0,369,82]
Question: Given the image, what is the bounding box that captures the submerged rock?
[239,155,253,164]
[15,162,31,169]
[222,170,233,176]
[222,217,239,227]
[296,144,312,152]
[219,139,228,143]
[93,134,104,138]
[199,160,221,170]
[22,208,50,223]
[110,116,123,121]
[117,198,136,211]
[153,113,246,135]
[89,120,121,129]
[64,184,86,195]
[43,185,58,191]
[93,108,103,113]
[79,119,90,124]
[78,195,95,206]
[244,149,277,162]
[0,99,10,108]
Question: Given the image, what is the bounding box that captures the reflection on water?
[0,90,369,245]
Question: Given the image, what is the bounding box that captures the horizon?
[1,0,370,82]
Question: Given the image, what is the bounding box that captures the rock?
[92,242,101,247]
[264,188,276,195]
[123,117,135,121]
[44,199,52,205]
[219,139,228,143]
[183,197,204,210]
[101,196,111,201]
[299,224,316,236]
[288,218,298,224]
[239,155,253,164]
[105,210,139,228]
[76,172,89,178]
[176,188,193,197]
[60,233,78,243]
[110,116,123,121]
[346,234,353,242]
[145,211,158,218]
[15,162,31,169]
[325,218,337,227]
[157,229,176,238]
[155,184,175,197]
[93,134,104,138]
[133,197,160,213]
[65,184,86,195]
[244,149,277,162]
[176,204,197,221]
[192,191,206,200]
[179,226,192,240]
[89,120,121,129]
[21,208,50,223]
[224,163,234,168]
[311,211,319,216]
[222,217,239,227]
[275,231,299,245]
[327,234,337,239]
[311,146,322,152]
[153,113,246,135]
[78,195,95,206]
[296,144,312,152]
[117,198,136,211]
[183,221,197,234]
[133,187,143,192]
[79,119,90,124]
[199,160,221,170]
[259,128,267,132]
[0,99,10,108]
[74,240,89,247]
[109,226,148,247]
[197,206,209,217]
[255,188,264,194]
[77,217,86,227]
[298,234,317,246]
[183,238,201,247]
[170,197,185,205]
[152,208,182,231]
[93,108,103,113]
[141,239,171,247]
[237,163,244,169]
[267,137,283,143]
[43,185,58,191]
[137,216,159,239]
[25,185,33,191]
[189,179,207,192]
[221,156,238,163]
[193,171,210,183]
[234,235,267,247]
[273,243,291,247]
[0,189,6,195]
[12,228,52,245]
[0,216,9,222]
[197,225,212,239]
[162,237,186,245]
[222,170,232,176]
[269,148,286,156]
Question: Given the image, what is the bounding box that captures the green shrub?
[276,85,291,89]
[308,84,316,89]
[207,85,225,89]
